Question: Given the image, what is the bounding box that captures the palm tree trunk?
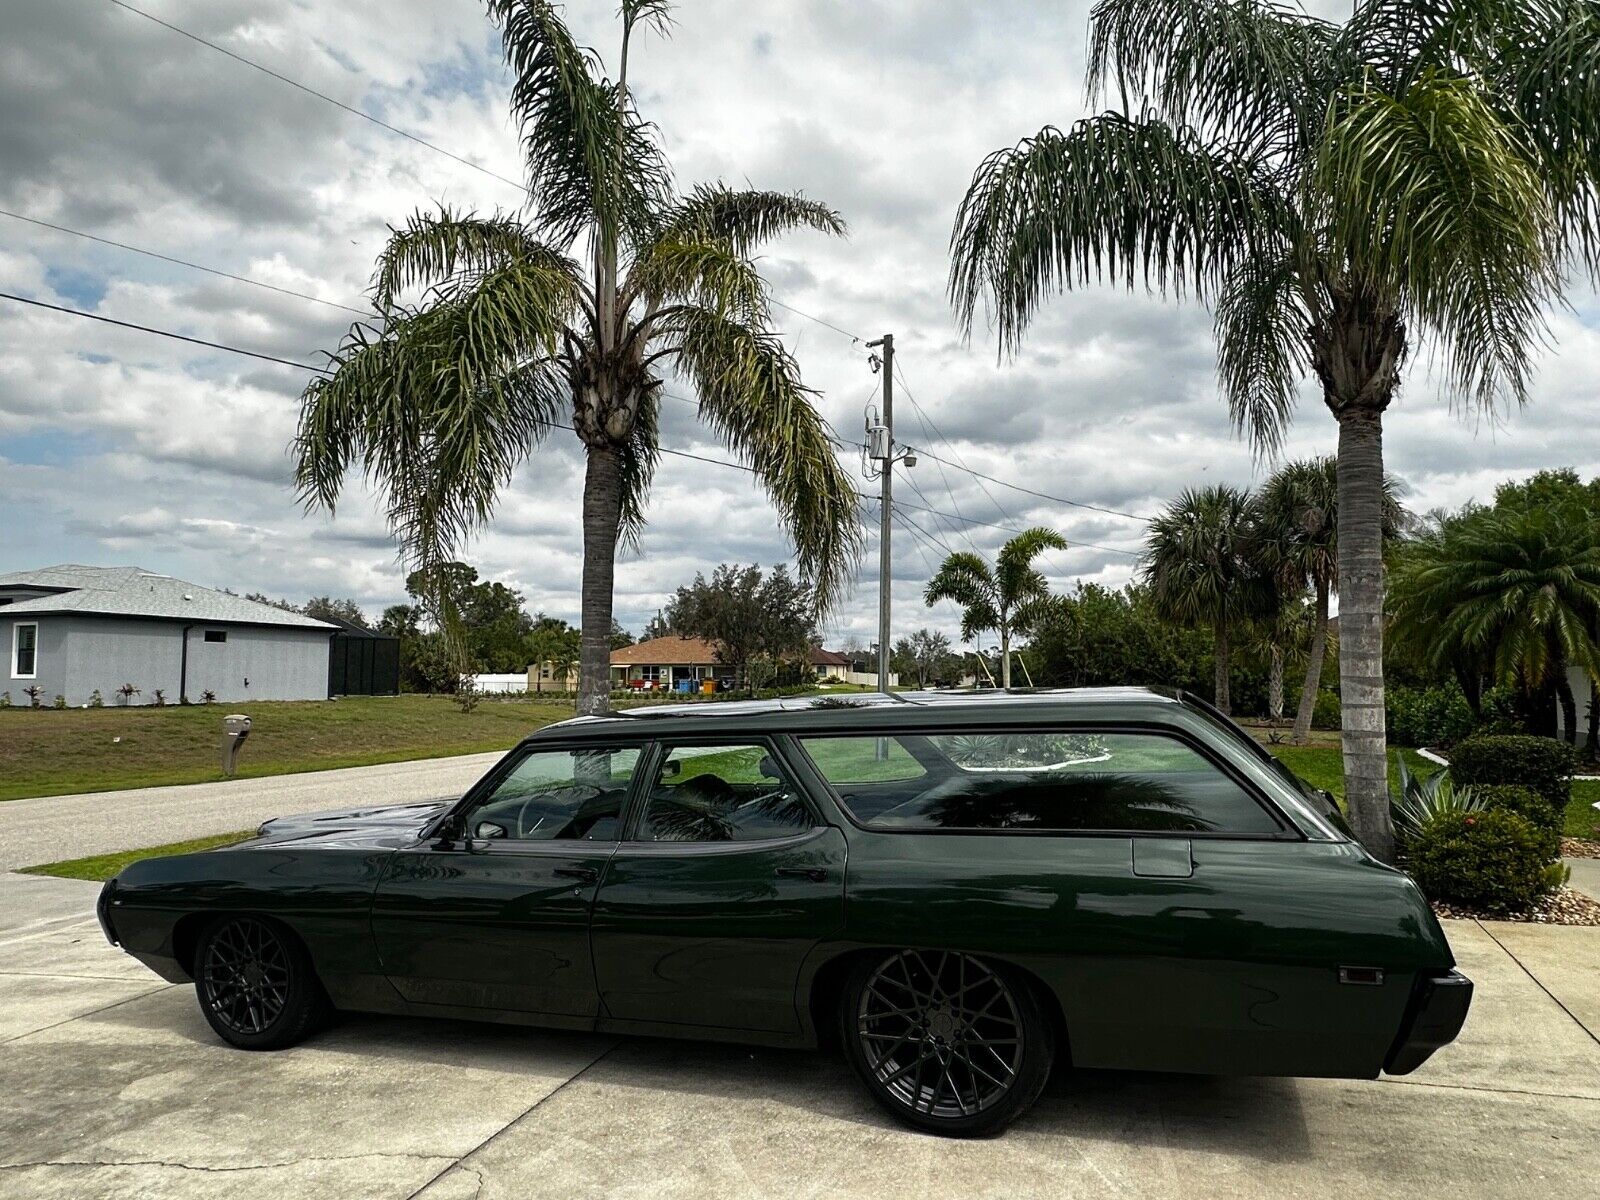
[1268,645,1284,725]
[1000,625,1012,689]
[1555,665,1579,746]
[577,444,624,716]
[1586,681,1599,763]
[1335,406,1395,863]
[1292,580,1330,745]
[1214,625,1231,715]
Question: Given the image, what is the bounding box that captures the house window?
[12,623,37,678]
[203,630,227,644]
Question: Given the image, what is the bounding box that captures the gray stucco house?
[0,565,337,706]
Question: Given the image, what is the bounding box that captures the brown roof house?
[609,635,735,693]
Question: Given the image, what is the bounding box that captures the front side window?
[800,730,1281,835]
[12,623,37,678]
[637,743,815,842]
[465,746,640,842]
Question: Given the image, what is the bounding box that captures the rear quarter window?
[800,729,1282,835]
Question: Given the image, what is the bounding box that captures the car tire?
[194,915,329,1051]
[840,949,1055,1137]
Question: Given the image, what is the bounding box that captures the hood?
[253,799,452,848]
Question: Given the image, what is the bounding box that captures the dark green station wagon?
[99,688,1471,1135]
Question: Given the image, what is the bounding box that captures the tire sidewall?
[194,914,325,1051]
[839,951,1055,1137]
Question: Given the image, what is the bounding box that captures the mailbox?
[222,714,252,776]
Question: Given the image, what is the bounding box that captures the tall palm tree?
[1390,500,1600,743]
[949,0,1600,859]
[924,527,1068,688]
[1143,485,1266,715]
[293,0,861,715]
[1252,457,1402,744]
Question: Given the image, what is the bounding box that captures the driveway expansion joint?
[0,1153,456,1176]
[1475,918,1600,1048]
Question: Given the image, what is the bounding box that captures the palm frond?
[1087,0,1337,152]
[372,207,580,311]
[617,387,660,550]
[949,112,1285,353]
[924,553,1000,642]
[1213,251,1309,456]
[659,184,847,256]
[1315,71,1560,409]
[667,308,864,614]
[995,526,1068,605]
[489,0,671,246]
[627,238,768,322]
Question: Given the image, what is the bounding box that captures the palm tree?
[924,527,1068,688]
[1251,457,1401,744]
[1143,486,1266,715]
[293,0,861,715]
[949,0,1600,860]
[1390,501,1600,744]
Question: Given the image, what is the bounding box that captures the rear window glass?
[800,731,1281,835]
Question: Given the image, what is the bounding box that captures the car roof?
[525,686,1188,743]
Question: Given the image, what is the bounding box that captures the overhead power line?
[0,290,331,373]
[107,0,526,193]
[0,208,370,318]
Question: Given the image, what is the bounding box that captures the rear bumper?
[1384,969,1473,1075]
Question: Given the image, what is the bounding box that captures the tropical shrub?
[1386,684,1475,748]
[1408,809,1560,913]
[1449,735,1574,815]
[88,689,104,707]
[52,695,66,710]
[1311,688,1341,731]
[1390,758,1486,846]
[116,683,140,705]
[0,691,9,707]
[24,685,43,708]
[1474,784,1562,862]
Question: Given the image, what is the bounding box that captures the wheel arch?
[805,946,1071,1063]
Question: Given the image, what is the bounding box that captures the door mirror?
[660,759,682,778]
[475,821,508,841]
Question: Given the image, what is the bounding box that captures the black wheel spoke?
[201,918,294,1037]
[857,950,1023,1120]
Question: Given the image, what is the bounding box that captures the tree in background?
[924,527,1067,689]
[951,0,1600,859]
[303,596,370,628]
[892,629,957,688]
[641,610,673,641]
[1143,486,1266,715]
[403,562,535,673]
[526,614,581,692]
[1390,490,1600,746]
[1251,457,1401,743]
[666,563,815,693]
[294,0,861,717]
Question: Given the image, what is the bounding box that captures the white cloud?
[2,0,1597,648]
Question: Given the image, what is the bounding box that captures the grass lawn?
[20,831,254,882]
[0,695,576,803]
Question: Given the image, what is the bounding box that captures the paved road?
[1,872,1597,1199]
[0,754,504,871]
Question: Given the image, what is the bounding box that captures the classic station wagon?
[99,688,1471,1135]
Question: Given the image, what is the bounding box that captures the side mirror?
[475,821,508,841]
[661,759,682,778]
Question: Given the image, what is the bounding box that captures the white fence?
[468,673,528,694]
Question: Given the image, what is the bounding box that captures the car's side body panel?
[99,689,1468,1079]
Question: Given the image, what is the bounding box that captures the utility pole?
[866,334,894,694]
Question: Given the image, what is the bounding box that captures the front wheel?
[194,915,328,1050]
[841,949,1055,1137]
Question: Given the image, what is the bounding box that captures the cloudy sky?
[3,1,1597,650]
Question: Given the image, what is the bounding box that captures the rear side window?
[800,730,1281,835]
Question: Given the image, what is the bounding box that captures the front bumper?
[96,878,119,946]
[1384,969,1473,1075]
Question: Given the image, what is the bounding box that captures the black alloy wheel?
[195,915,328,1050]
[842,949,1054,1137]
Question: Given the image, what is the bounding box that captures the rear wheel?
[841,949,1054,1137]
[194,915,328,1050]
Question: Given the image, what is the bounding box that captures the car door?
[589,739,847,1035]
[370,742,642,1020]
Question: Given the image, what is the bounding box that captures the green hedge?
[1474,784,1562,862]
[1312,689,1341,730]
[1449,735,1574,814]
[1386,684,1476,748]
[1409,809,1559,913]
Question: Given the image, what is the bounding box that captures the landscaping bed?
[1431,887,1600,926]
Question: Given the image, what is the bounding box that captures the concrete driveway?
[2,871,1597,1200]
[0,754,502,871]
